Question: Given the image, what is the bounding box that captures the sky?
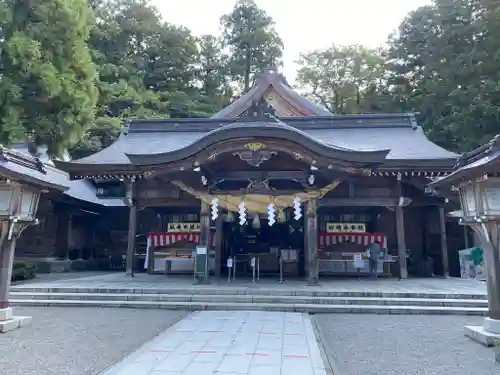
[152,0,432,83]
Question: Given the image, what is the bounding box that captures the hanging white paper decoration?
[293,196,302,221]
[211,197,219,221]
[238,201,247,226]
[267,203,276,226]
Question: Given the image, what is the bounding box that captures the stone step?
[8,298,488,315]
[9,292,489,308]
[9,286,487,300]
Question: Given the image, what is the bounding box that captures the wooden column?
[304,209,309,279]
[125,178,137,276]
[438,206,449,277]
[395,177,408,279]
[55,204,70,259]
[196,201,211,283]
[214,214,224,277]
[200,201,210,248]
[306,199,319,285]
[464,226,470,249]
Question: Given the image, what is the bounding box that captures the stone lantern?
[429,135,500,348]
[0,146,67,332]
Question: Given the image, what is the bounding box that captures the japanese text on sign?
[326,222,366,233]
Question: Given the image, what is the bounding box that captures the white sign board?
[353,253,365,269]
[226,258,233,268]
[196,246,207,255]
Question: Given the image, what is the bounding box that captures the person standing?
[368,240,382,279]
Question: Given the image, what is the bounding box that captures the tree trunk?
[244,46,251,91]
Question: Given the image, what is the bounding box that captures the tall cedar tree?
[0,0,98,156]
[221,0,284,91]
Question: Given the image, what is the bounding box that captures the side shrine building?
[17,71,469,281]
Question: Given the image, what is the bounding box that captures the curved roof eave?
[125,121,390,166]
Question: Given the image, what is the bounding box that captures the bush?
[11,260,37,282]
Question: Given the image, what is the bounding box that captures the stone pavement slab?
[100,311,327,375]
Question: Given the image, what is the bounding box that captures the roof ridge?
[125,113,418,134]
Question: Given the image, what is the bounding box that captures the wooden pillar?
[55,204,70,259]
[196,201,210,283]
[125,178,137,276]
[438,206,449,277]
[395,177,408,279]
[304,208,309,279]
[306,199,319,285]
[214,214,224,277]
[464,226,470,249]
[200,201,210,247]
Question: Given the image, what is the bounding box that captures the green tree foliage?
[221,0,284,91]
[385,0,500,151]
[296,0,500,153]
[196,35,233,113]
[0,0,99,156]
[0,0,287,158]
[296,45,386,114]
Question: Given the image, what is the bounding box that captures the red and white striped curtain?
[144,231,216,270]
[147,232,215,248]
[318,232,387,249]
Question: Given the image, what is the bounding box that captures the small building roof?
[429,134,500,189]
[0,146,68,191]
[8,142,124,207]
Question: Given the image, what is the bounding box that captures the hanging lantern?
[277,208,286,223]
[252,214,261,229]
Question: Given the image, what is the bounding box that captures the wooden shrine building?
[53,71,466,281]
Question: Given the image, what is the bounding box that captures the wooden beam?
[212,170,308,181]
[318,196,448,207]
[319,197,398,207]
[137,198,199,209]
[210,189,310,196]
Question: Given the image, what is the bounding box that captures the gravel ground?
[12,271,117,285]
[313,314,499,375]
[0,307,188,375]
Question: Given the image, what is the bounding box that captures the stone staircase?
[9,286,489,315]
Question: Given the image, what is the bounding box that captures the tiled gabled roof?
[211,71,333,118]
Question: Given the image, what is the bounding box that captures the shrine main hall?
[16,71,468,282]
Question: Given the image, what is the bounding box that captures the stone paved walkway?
[12,272,487,297]
[100,311,326,375]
